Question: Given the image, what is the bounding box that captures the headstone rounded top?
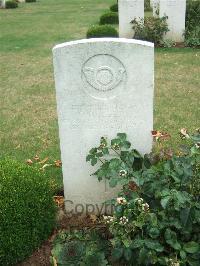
[53,38,154,51]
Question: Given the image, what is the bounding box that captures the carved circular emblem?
[82,54,127,99]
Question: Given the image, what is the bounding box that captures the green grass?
[0,0,199,173]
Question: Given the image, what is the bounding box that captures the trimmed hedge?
[99,12,119,25]
[0,158,56,265]
[5,0,18,8]
[110,3,118,12]
[87,25,118,38]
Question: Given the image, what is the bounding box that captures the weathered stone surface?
[119,0,144,38]
[159,0,186,42]
[53,38,154,214]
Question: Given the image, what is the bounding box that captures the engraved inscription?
[167,0,176,6]
[81,54,127,99]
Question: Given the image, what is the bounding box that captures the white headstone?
[0,0,6,8]
[53,38,154,214]
[152,0,160,17]
[119,0,144,38]
[159,0,186,42]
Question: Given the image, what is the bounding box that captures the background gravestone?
[159,0,186,42]
[0,0,5,8]
[119,0,144,38]
[53,38,154,214]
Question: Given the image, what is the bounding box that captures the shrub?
[0,158,56,265]
[87,25,118,38]
[185,0,200,31]
[25,0,36,2]
[5,0,18,8]
[86,130,200,265]
[131,16,169,45]
[160,38,176,48]
[185,0,200,47]
[99,12,119,25]
[51,130,200,265]
[185,26,200,47]
[110,3,118,12]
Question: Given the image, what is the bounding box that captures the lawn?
[0,0,199,166]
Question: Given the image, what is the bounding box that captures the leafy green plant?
[87,130,200,265]
[0,158,56,265]
[110,3,118,12]
[99,12,119,25]
[86,25,118,38]
[5,0,18,8]
[51,130,200,266]
[185,0,200,47]
[51,229,110,265]
[160,38,176,48]
[185,0,200,32]
[25,0,36,2]
[131,16,169,46]
[185,26,200,47]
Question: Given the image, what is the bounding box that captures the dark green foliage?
[25,0,36,2]
[185,0,200,47]
[99,12,119,25]
[5,0,18,8]
[110,3,118,12]
[87,25,118,38]
[131,16,169,45]
[51,229,110,265]
[186,0,200,31]
[0,158,56,265]
[86,131,200,265]
[185,26,200,47]
[144,0,152,11]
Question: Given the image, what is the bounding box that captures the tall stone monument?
[53,38,154,214]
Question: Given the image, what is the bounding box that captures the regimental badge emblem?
[82,54,127,99]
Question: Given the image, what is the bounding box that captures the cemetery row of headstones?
[119,0,186,42]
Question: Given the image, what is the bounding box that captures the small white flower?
[116,197,127,205]
[195,142,200,149]
[119,169,127,177]
[119,216,128,225]
[112,143,120,150]
[135,198,144,205]
[169,260,180,266]
[142,203,150,212]
[103,215,114,224]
